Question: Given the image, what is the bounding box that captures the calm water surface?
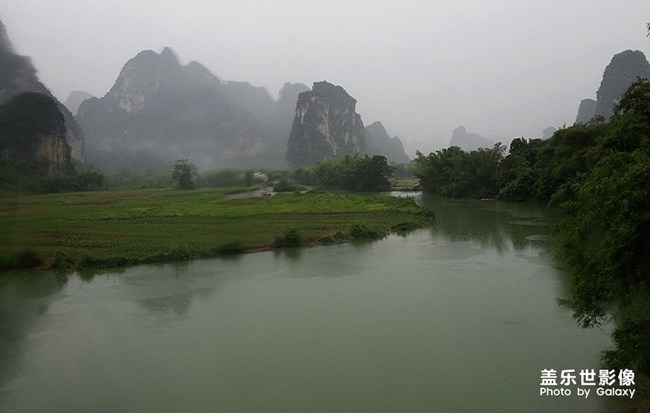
[0,195,620,412]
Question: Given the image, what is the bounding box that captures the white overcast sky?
[1,0,649,153]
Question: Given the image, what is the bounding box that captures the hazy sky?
[1,0,649,153]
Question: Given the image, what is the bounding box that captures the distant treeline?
[413,120,613,203]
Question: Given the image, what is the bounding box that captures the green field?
[0,188,433,271]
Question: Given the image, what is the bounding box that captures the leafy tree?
[171,159,197,189]
[311,154,394,192]
[601,78,650,152]
[413,143,504,198]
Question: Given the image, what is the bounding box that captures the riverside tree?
[311,154,393,192]
[171,159,197,189]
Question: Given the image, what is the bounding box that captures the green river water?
[0,194,625,412]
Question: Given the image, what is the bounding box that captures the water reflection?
[273,246,304,261]
[0,273,68,401]
[421,194,554,254]
[139,288,217,316]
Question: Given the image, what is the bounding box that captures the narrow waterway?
[0,195,619,412]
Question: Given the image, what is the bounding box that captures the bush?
[348,222,387,239]
[392,220,420,232]
[273,228,302,247]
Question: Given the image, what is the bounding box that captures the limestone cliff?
[364,121,410,164]
[0,18,84,161]
[286,81,366,168]
[0,92,71,176]
[595,50,650,119]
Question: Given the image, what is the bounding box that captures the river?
[0,194,621,412]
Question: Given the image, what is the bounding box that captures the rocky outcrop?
[364,121,410,164]
[64,90,94,115]
[595,50,650,119]
[0,18,84,161]
[0,92,71,175]
[286,81,366,168]
[575,98,597,123]
[449,126,493,151]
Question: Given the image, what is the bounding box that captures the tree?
[413,144,504,198]
[311,155,394,192]
[171,159,197,189]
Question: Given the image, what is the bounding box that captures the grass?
[0,188,434,271]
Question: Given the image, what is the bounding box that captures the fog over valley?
[1,0,649,155]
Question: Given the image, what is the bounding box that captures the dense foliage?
[556,81,650,393]
[309,154,394,192]
[414,121,612,203]
[414,144,505,198]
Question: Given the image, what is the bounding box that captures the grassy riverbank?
[0,188,433,271]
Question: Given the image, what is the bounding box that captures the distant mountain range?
[76,47,309,171]
[5,14,648,174]
[77,49,409,172]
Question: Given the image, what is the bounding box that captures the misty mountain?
[575,50,650,123]
[596,50,650,119]
[0,18,84,161]
[542,126,557,139]
[575,98,597,123]
[286,81,366,168]
[77,47,307,172]
[64,90,94,115]
[449,126,494,151]
[364,121,410,164]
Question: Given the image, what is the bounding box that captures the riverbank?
[0,188,433,272]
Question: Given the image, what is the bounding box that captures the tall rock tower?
[595,50,650,119]
[286,81,366,168]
